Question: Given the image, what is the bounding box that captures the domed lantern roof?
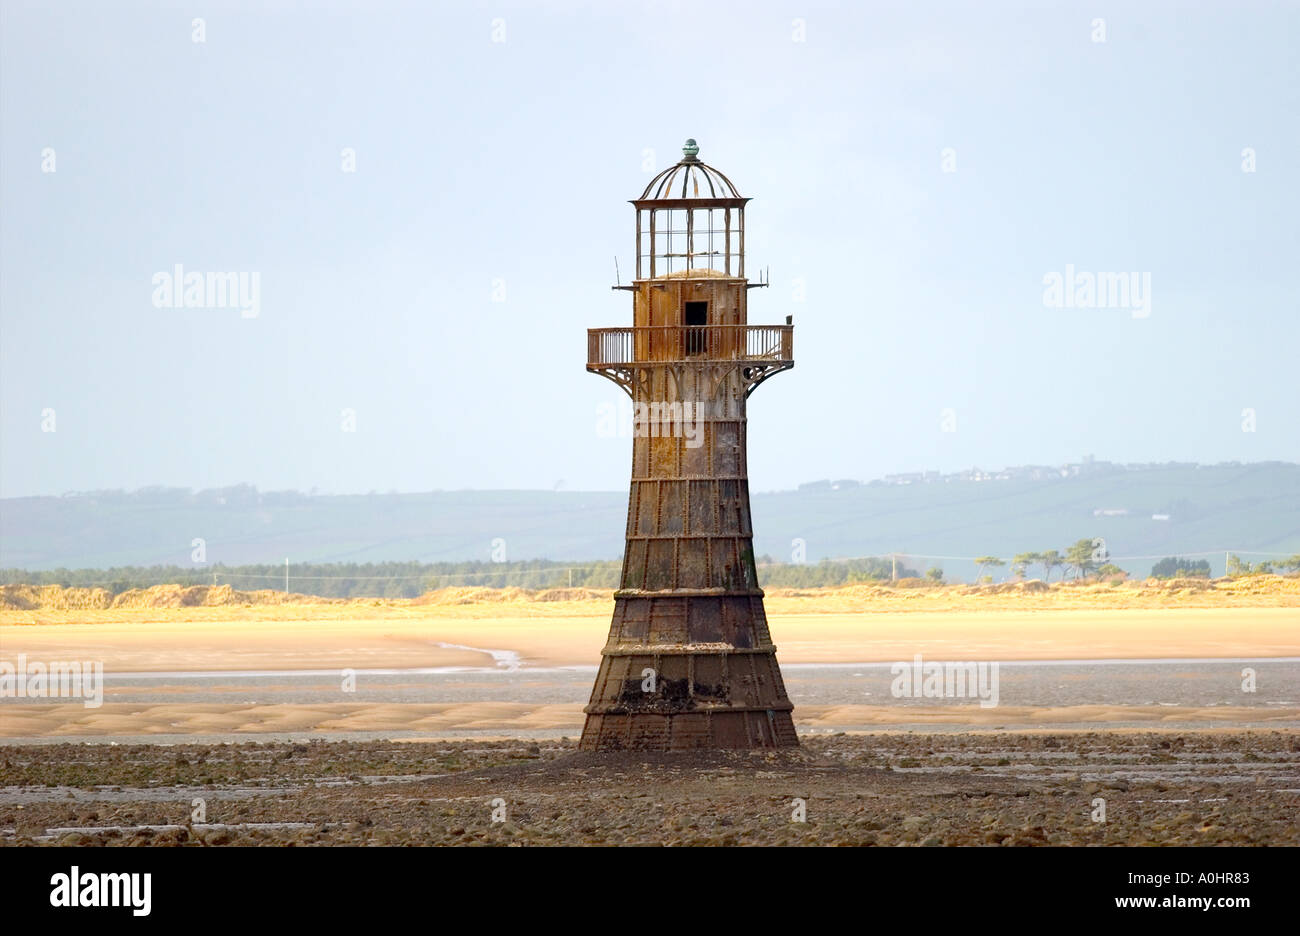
[637,139,745,204]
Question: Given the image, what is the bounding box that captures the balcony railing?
[588,325,792,367]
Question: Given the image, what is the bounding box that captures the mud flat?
[2,731,1296,846]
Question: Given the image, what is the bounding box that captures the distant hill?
[2,463,1298,582]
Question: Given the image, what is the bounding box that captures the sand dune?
[3,575,1298,617]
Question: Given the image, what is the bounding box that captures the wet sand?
[2,701,1296,740]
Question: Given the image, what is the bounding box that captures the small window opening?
[684,301,708,355]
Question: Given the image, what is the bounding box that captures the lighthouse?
[581,140,798,750]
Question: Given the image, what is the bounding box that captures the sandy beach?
[3,604,1297,673]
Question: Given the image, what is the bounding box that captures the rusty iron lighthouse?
[581,139,798,750]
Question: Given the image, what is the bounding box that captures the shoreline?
[35,654,1300,682]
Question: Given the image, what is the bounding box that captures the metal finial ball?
[682,138,700,159]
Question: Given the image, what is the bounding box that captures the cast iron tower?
[581,139,798,750]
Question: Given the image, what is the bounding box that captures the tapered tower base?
[579,593,799,751]
[580,709,798,751]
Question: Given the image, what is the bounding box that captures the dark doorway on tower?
[684,301,707,355]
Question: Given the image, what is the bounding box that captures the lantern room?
[633,139,749,279]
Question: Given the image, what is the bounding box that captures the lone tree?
[1011,552,1039,580]
[1038,549,1062,582]
[1066,538,1100,581]
[973,556,1005,582]
[926,566,944,583]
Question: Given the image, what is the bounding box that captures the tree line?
[4,549,1296,599]
[0,556,915,598]
[0,560,623,599]
[971,540,1119,583]
[972,546,1300,582]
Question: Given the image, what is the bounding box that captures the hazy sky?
[2,0,1297,498]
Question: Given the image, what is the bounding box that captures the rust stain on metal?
[580,140,798,751]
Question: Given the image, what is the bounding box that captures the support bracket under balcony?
[588,364,637,399]
[741,361,795,398]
